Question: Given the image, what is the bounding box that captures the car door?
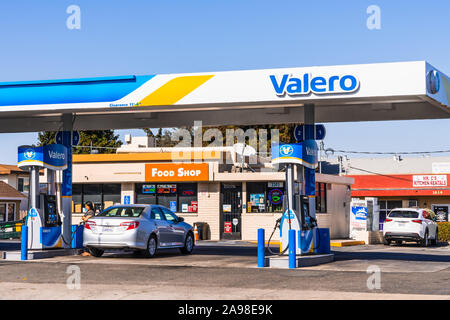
[150,206,171,247]
[421,210,436,239]
[160,207,185,246]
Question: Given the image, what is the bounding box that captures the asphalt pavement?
[0,240,448,299]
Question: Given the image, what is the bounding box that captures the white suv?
[383,208,439,246]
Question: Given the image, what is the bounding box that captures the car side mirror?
[177,217,184,223]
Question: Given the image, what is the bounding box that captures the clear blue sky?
[0,0,449,164]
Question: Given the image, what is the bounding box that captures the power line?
[73,145,118,150]
[325,148,450,156]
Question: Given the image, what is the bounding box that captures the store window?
[379,200,403,222]
[408,200,418,208]
[247,182,284,213]
[0,203,15,222]
[103,184,122,209]
[178,183,198,213]
[72,184,122,213]
[0,204,6,222]
[72,184,83,213]
[156,184,177,210]
[135,183,198,213]
[7,204,15,221]
[136,184,157,205]
[315,183,327,213]
[83,184,102,212]
[18,177,29,193]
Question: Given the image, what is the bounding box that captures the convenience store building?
[68,137,354,241]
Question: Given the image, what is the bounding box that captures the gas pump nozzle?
[297,195,318,230]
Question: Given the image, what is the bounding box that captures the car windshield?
[97,207,144,218]
[388,210,419,218]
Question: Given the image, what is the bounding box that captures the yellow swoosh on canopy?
[139,75,214,106]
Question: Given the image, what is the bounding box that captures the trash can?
[202,222,210,240]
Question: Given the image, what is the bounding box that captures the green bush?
[437,222,450,242]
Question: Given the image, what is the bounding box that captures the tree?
[143,127,179,147]
[142,128,154,137]
[142,123,300,149]
[37,130,123,154]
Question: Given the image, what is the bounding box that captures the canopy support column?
[61,114,73,248]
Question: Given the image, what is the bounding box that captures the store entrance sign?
[145,163,209,182]
[413,175,447,187]
[224,222,232,233]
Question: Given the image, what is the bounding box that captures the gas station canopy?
[0,61,448,133]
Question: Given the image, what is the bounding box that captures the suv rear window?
[388,210,419,218]
[97,207,144,217]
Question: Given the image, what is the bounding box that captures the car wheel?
[144,235,158,258]
[395,240,403,245]
[88,247,104,257]
[180,232,195,254]
[383,238,391,246]
[432,229,439,246]
[421,230,429,247]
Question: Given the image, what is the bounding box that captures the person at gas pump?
[80,201,95,256]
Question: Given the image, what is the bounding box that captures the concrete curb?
[2,249,81,261]
[330,240,365,247]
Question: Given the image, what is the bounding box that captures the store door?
[220,183,242,240]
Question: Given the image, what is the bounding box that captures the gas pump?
[41,194,60,227]
[271,139,320,255]
[18,144,68,249]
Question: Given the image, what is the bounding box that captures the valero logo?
[24,149,36,160]
[427,70,440,95]
[279,145,294,156]
[270,73,359,96]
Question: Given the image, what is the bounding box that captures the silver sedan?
[83,204,195,257]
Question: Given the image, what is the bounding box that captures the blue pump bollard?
[257,228,265,268]
[289,229,296,269]
[315,228,331,254]
[71,224,84,249]
[21,225,28,261]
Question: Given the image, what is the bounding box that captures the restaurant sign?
[412,175,447,187]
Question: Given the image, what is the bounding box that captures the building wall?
[0,174,17,189]
[0,174,28,213]
[73,163,146,183]
[359,196,450,210]
[418,197,450,208]
[241,213,283,241]
[121,183,135,204]
[69,161,353,240]
[326,184,351,238]
[178,182,221,240]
